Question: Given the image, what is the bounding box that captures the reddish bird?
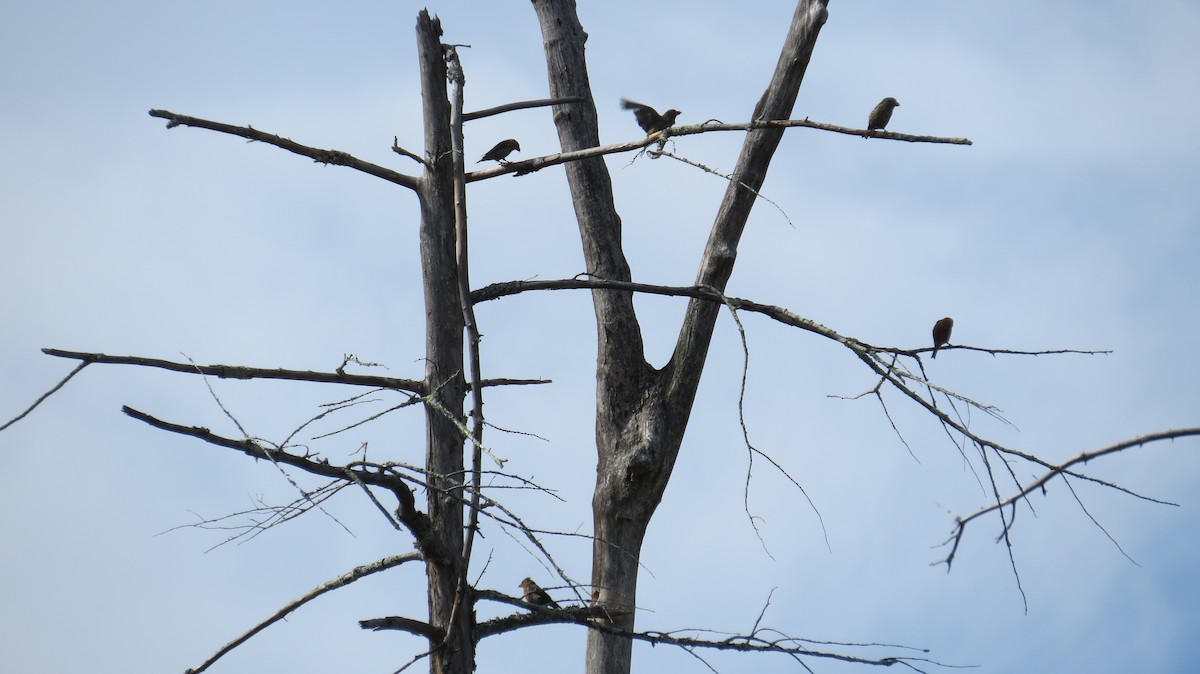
[478,138,521,164]
[931,317,954,359]
[867,97,900,133]
[620,98,681,135]
[519,577,559,608]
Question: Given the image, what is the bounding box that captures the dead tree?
[4,3,1198,674]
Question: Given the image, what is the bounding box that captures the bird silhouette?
[932,317,954,359]
[519,577,559,608]
[867,97,900,134]
[620,99,681,135]
[478,138,521,164]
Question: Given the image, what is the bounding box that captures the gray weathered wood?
[415,10,473,674]
[531,2,829,673]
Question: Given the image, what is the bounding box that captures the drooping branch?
[147,109,419,190]
[473,277,1105,358]
[120,405,443,560]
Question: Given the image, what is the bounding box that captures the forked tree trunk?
[530,1,829,673]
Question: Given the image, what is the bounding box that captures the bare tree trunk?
[415,11,473,674]
[531,2,829,673]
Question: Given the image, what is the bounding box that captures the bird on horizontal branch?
[931,316,954,359]
[478,138,521,164]
[866,96,900,135]
[620,98,681,135]
[519,577,560,609]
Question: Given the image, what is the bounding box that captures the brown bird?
[867,97,900,133]
[519,577,560,608]
[931,317,954,359]
[620,98,681,135]
[478,138,521,164]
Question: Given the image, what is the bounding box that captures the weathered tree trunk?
[531,2,829,673]
[415,11,473,674]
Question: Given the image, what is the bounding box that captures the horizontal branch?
[685,117,973,145]
[44,348,423,392]
[466,115,970,182]
[186,553,422,674]
[360,615,442,640]
[463,96,585,121]
[466,135,668,182]
[468,591,939,669]
[147,109,419,190]
[42,349,547,394]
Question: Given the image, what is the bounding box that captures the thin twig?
[0,360,89,431]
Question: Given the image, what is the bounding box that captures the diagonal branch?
[664,0,829,417]
[939,427,1200,565]
[185,553,422,674]
[147,109,419,190]
[120,405,444,561]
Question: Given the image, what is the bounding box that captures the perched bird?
[931,317,954,359]
[620,98,681,135]
[867,97,900,133]
[478,138,521,164]
[519,577,559,608]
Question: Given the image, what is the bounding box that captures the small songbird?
[931,317,954,359]
[867,97,900,133]
[519,577,559,608]
[478,138,521,164]
[620,98,681,135]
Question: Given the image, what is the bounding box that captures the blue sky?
[2,1,1199,672]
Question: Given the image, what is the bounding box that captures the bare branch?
[465,114,970,183]
[441,42,489,651]
[120,406,445,562]
[678,117,972,145]
[360,616,442,640]
[463,96,585,121]
[39,348,545,395]
[0,360,89,431]
[938,428,1200,568]
[44,348,424,393]
[185,553,421,674]
[392,136,430,167]
[148,109,420,190]
[470,588,953,671]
